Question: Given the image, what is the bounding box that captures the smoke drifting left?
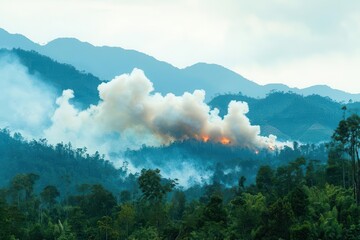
[45,69,277,154]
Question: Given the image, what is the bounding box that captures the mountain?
[0,28,38,50]
[38,39,259,99]
[1,47,359,143]
[1,27,359,102]
[181,63,260,99]
[209,92,360,142]
[1,46,358,143]
[0,48,101,107]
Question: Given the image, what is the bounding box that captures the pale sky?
[1,0,360,93]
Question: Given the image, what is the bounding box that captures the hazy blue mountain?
[300,85,359,103]
[0,28,38,50]
[0,48,101,107]
[209,92,360,142]
[40,38,192,95]
[181,63,260,99]
[40,39,259,98]
[1,27,359,102]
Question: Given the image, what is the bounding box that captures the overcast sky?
[1,0,360,93]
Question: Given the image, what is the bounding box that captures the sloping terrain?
[0,48,101,107]
[209,92,359,142]
[1,27,360,102]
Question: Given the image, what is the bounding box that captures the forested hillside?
[0,129,129,194]
[124,139,327,186]
[1,114,360,239]
[0,48,101,107]
[210,92,360,142]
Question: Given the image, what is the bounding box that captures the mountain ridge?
[209,91,360,142]
[1,27,359,102]
[1,47,359,143]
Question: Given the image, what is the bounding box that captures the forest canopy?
[0,115,359,239]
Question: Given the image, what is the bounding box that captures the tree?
[332,114,360,204]
[256,165,274,195]
[203,195,227,224]
[237,176,246,194]
[228,193,266,239]
[117,203,135,238]
[81,184,117,219]
[190,194,227,240]
[119,190,131,203]
[128,226,161,240]
[138,169,177,204]
[41,185,60,208]
[289,186,309,218]
[9,173,39,205]
[170,191,186,220]
[318,208,343,239]
[67,207,87,240]
[256,198,295,240]
[137,169,177,229]
[97,216,113,240]
[0,200,25,240]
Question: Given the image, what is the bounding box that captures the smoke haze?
[45,69,277,154]
[0,61,284,186]
[0,54,56,137]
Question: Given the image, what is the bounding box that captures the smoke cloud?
[0,61,281,186]
[0,54,56,137]
[45,68,277,154]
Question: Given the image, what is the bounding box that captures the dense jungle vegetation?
[1,114,360,239]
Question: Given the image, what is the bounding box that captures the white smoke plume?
[45,68,277,154]
[0,54,56,137]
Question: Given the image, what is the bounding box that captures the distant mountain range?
[1,48,359,143]
[1,28,360,143]
[0,48,101,107]
[1,27,359,102]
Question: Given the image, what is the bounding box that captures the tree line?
[0,114,359,239]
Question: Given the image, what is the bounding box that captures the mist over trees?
[124,138,327,186]
[210,91,360,142]
[0,48,358,239]
[0,114,359,239]
[0,128,130,195]
[2,28,360,240]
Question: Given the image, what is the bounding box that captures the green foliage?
[116,203,136,238]
[2,157,360,240]
[290,221,314,240]
[1,116,360,239]
[228,193,266,239]
[264,198,295,239]
[256,165,274,195]
[41,185,60,207]
[332,114,360,204]
[318,208,343,239]
[0,128,127,196]
[289,186,309,218]
[128,226,161,240]
[138,168,177,203]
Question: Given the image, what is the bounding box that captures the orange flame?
[220,137,231,145]
[197,135,231,145]
[202,135,210,142]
